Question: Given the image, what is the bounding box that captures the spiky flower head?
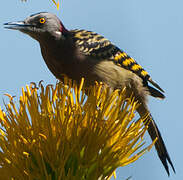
[0,78,154,180]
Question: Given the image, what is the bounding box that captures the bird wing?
[71,29,164,93]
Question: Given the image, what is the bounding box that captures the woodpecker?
[4,12,175,175]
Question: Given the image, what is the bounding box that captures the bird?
[4,12,175,175]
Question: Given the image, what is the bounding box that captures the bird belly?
[92,60,149,103]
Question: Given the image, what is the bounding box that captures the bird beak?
[4,21,32,31]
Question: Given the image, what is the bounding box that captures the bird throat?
[39,35,77,80]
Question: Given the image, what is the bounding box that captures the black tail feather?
[148,115,175,175]
[137,103,175,175]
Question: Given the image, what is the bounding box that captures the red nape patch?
[59,21,68,34]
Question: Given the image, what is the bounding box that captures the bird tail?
[137,105,175,175]
[147,115,175,175]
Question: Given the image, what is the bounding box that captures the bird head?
[4,12,68,41]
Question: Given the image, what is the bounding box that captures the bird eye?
[39,18,46,24]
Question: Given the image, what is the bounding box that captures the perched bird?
[4,12,175,175]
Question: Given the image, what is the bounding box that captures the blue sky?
[0,0,182,179]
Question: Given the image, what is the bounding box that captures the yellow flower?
[0,78,155,179]
[51,0,60,9]
[21,1,60,9]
